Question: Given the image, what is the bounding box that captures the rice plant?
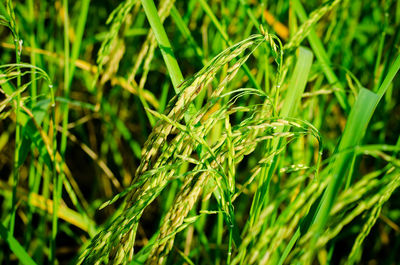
[0,0,400,264]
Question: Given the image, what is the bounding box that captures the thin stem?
[68,0,90,87]
[28,0,36,106]
[292,0,350,113]
[7,0,22,238]
[140,0,184,91]
[50,0,70,263]
[10,33,21,237]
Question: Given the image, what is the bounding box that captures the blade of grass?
[0,222,37,265]
[5,0,23,241]
[170,6,205,64]
[27,0,37,107]
[68,0,90,87]
[305,88,380,262]
[24,0,38,250]
[292,0,350,113]
[372,5,389,92]
[197,0,264,92]
[51,0,71,263]
[140,0,184,91]
[376,53,400,100]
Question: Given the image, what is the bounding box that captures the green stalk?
[238,0,261,30]
[373,3,389,92]
[10,45,21,236]
[8,0,21,238]
[198,0,229,41]
[216,212,223,265]
[38,167,51,264]
[68,0,90,87]
[51,0,71,263]
[376,53,400,99]
[140,0,184,91]
[24,0,38,250]
[292,0,350,113]
[170,6,205,64]
[59,0,70,198]
[198,0,263,92]
[373,30,387,92]
[27,0,37,106]
[0,222,37,265]
[227,224,233,265]
[24,159,36,247]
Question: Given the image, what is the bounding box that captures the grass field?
[1,0,400,264]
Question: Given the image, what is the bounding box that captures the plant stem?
[140,0,184,92]
[292,0,350,113]
[10,33,21,237]
[50,0,70,263]
[8,0,21,238]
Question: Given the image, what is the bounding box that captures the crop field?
[0,0,400,264]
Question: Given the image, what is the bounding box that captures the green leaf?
[0,222,37,265]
